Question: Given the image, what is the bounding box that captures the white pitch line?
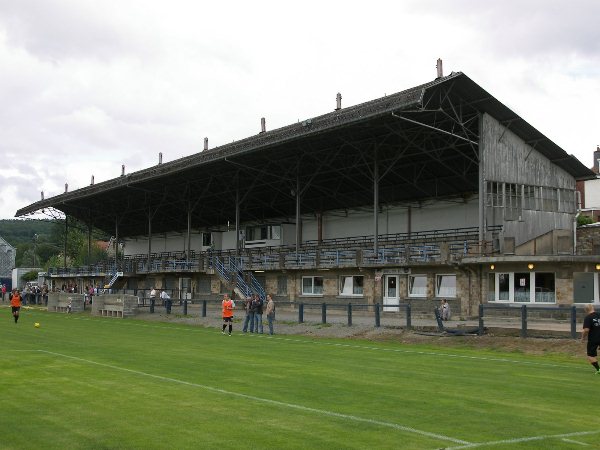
[37,349,470,446]
[445,430,600,449]
[562,438,590,446]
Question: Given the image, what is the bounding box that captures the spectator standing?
[582,303,600,374]
[22,285,29,306]
[440,299,451,321]
[221,293,235,336]
[10,289,22,323]
[160,290,171,314]
[1,284,6,302]
[42,283,49,306]
[265,294,275,335]
[242,296,254,333]
[253,294,264,334]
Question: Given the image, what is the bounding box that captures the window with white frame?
[302,276,323,295]
[489,272,556,303]
[408,275,427,297]
[339,275,364,296]
[436,274,456,298]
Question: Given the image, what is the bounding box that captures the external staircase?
[211,255,265,300]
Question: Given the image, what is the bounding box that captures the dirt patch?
[134,311,583,359]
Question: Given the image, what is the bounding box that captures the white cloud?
[0,0,599,219]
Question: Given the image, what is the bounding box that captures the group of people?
[149,288,173,313]
[14,283,49,306]
[221,293,275,336]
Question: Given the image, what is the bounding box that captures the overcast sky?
[1,0,599,221]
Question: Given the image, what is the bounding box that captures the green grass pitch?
[1,306,598,449]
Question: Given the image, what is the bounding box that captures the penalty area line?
[38,349,469,446]
[445,430,600,449]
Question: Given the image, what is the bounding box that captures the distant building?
[576,146,600,222]
[0,235,16,278]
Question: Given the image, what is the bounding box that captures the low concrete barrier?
[92,294,138,318]
[47,293,85,313]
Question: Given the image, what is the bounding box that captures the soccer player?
[581,303,600,374]
[221,293,235,336]
[10,289,22,323]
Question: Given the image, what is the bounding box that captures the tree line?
[0,219,110,270]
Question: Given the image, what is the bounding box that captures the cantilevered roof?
[16,72,595,237]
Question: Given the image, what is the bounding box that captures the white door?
[383,275,400,312]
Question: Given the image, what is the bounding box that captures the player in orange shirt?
[221,293,235,336]
[10,289,22,323]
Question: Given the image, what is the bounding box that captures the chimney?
[121,164,125,176]
[594,145,600,173]
[436,58,443,78]
[159,152,163,165]
[91,175,95,185]
[335,92,342,111]
[260,117,266,133]
[65,183,68,193]
[41,191,44,200]
[204,137,208,151]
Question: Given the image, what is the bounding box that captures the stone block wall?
[47,293,85,313]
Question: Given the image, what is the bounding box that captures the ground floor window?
[197,276,211,294]
[436,274,456,298]
[408,275,427,297]
[302,276,323,295]
[489,272,556,303]
[339,275,364,296]
[277,275,287,295]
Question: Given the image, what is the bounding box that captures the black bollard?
[406,303,411,329]
[571,306,578,339]
[321,302,327,324]
[299,303,304,323]
[347,303,352,327]
[201,300,207,317]
[375,303,380,327]
[150,297,155,314]
[520,304,528,338]
[183,300,188,316]
[478,304,484,335]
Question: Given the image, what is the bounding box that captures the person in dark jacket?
[242,296,254,333]
[582,303,600,374]
[252,294,264,334]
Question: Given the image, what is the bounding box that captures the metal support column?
[295,176,301,254]
[147,208,152,263]
[87,221,92,265]
[235,189,240,257]
[63,215,68,268]
[114,217,119,270]
[373,150,379,254]
[186,205,192,262]
[478,113,485,244]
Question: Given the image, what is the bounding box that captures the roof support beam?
[391,112,478,146]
